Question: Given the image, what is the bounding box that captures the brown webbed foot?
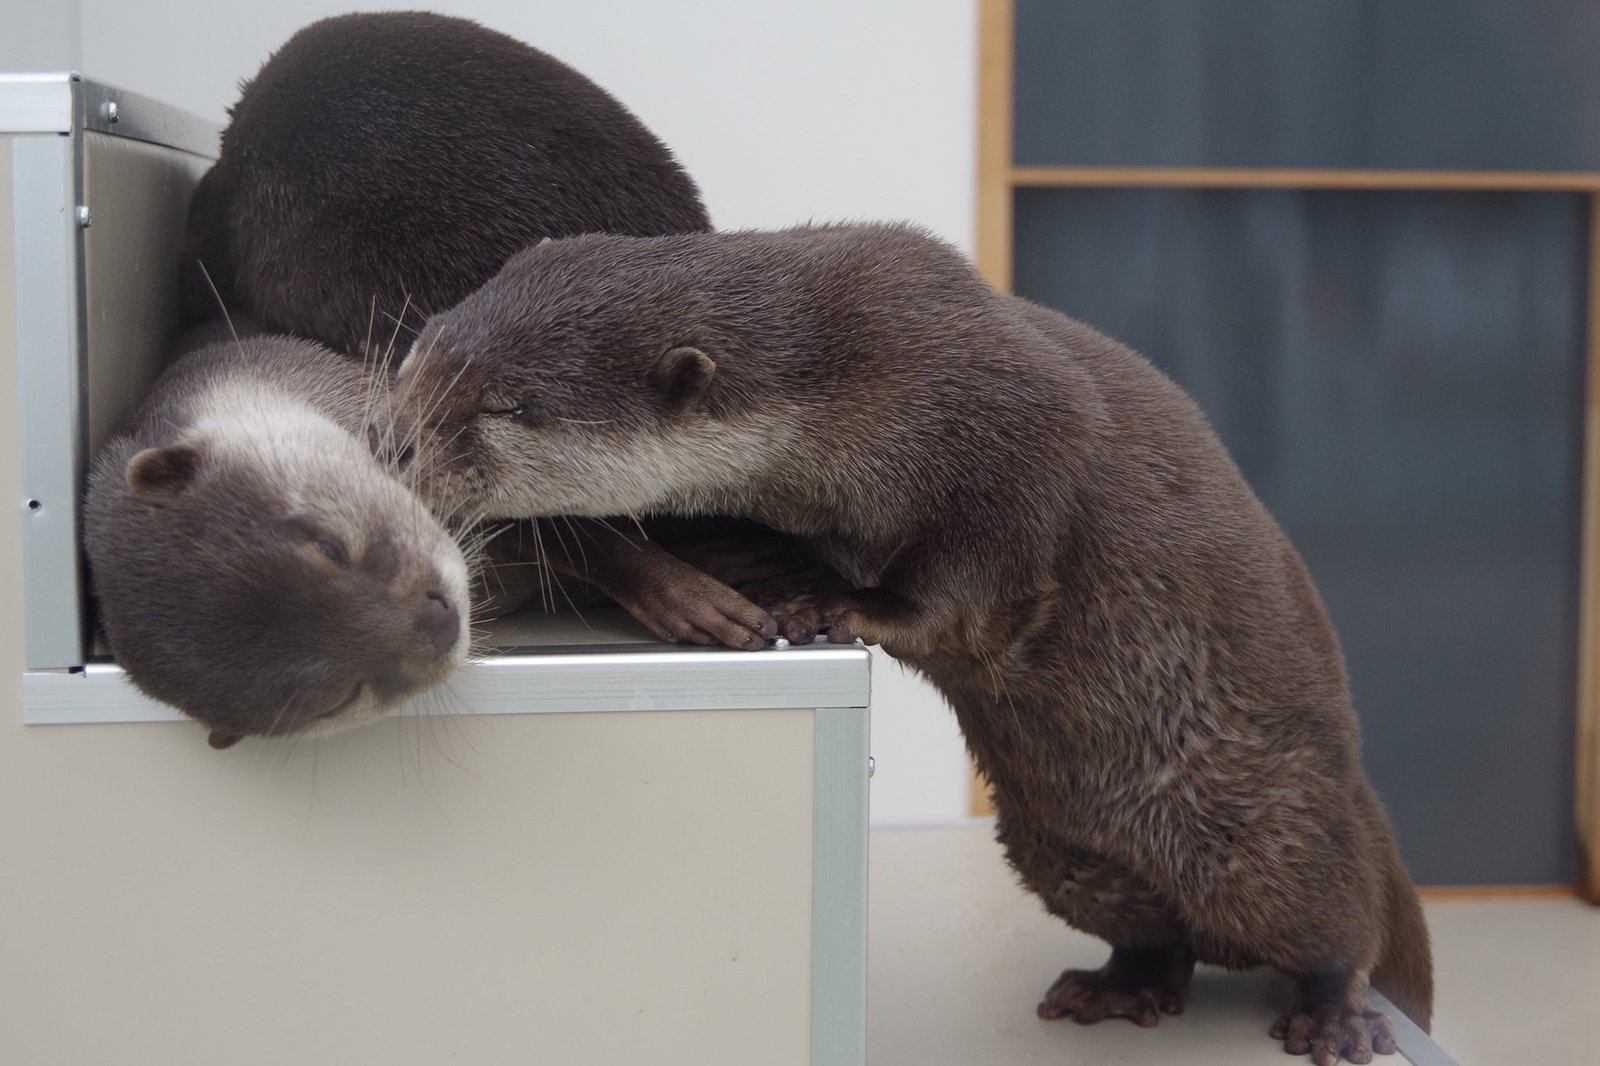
[1272,972,1399,1065]
[1036,945,1194,1027]
[518,518,778,650]
[606,558,778,650]
[739,567,855,644]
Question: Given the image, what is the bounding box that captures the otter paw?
[614,568,778,650]
[740,575,850,645]
[1271,1005,1397,1065]
[1036,950,1191,1028]
[1036,969,1181,1027]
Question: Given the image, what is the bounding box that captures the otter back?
[180,10,711,358]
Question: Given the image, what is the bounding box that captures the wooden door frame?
[973,0,1600,899]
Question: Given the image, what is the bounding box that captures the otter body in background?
[85,336,470,750]
[180,11,789,647]
[389,225,1433,1065]
[182,10,709,357]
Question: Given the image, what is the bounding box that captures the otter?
[180,9,710,357]
[383,224,1434,1064]
[84,334,471,750]
[179,10,788,648]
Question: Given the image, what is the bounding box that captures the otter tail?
[1370,852,1434,1032]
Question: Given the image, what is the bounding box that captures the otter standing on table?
[381,224,1433,1065]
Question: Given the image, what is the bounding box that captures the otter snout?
[419,589,462,657]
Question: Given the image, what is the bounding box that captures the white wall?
[78,0,976,246]
[0,0,80,71]
[4,1,978,822]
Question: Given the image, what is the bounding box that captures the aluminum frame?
[22,639,872,723]
[5,73,219,669]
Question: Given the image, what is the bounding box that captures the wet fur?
[84,336,470,743]
[392,224,1434,1060]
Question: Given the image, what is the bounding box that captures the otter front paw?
[740,569,854,644]
[609,564,778,650]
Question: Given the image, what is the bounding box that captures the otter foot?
[740,569,854,644]
[1036,945,1194,1027]
[1271,1006,1397,1065]
[609,562,778,650]
[1272,972,1398,1065]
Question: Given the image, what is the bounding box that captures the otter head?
[379,235,769,523]
[85,381,471,749]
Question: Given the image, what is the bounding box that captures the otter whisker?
[363,292,378,366]
[558,515,592,576]
[539,517,591,623]
[194,259,240,350]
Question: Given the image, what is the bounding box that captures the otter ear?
[652,346,716,413]
[126,443,202,501]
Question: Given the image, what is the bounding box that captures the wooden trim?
[969,0,1012,817]
[1419,884,1575,899]
[1011,165,1600,193]
[970,767,994,819]
[974,18,1600,861]
[974,0,1014,292]
[1579,192,1600,905]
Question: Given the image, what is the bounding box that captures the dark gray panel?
[1015,0,1600,170]
[1014,187,1585,884]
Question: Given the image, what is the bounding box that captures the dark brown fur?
[180,10,710,357]
[389,224,1434,1063]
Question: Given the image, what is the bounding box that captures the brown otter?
[179,10,788,648]
[385,224,1434,1064]
[84,334,471,750]
[180,9,710,358]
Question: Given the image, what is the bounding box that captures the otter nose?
[367,420,415,470]
[419,590,461,657]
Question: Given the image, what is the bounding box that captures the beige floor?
[868,825,1600,1066]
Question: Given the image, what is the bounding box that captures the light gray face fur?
[206,388,473,735]
[85,339,472,745]
[386,331,775,525]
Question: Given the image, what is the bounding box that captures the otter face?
[382,276,758,523]
[85,390,471,748]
